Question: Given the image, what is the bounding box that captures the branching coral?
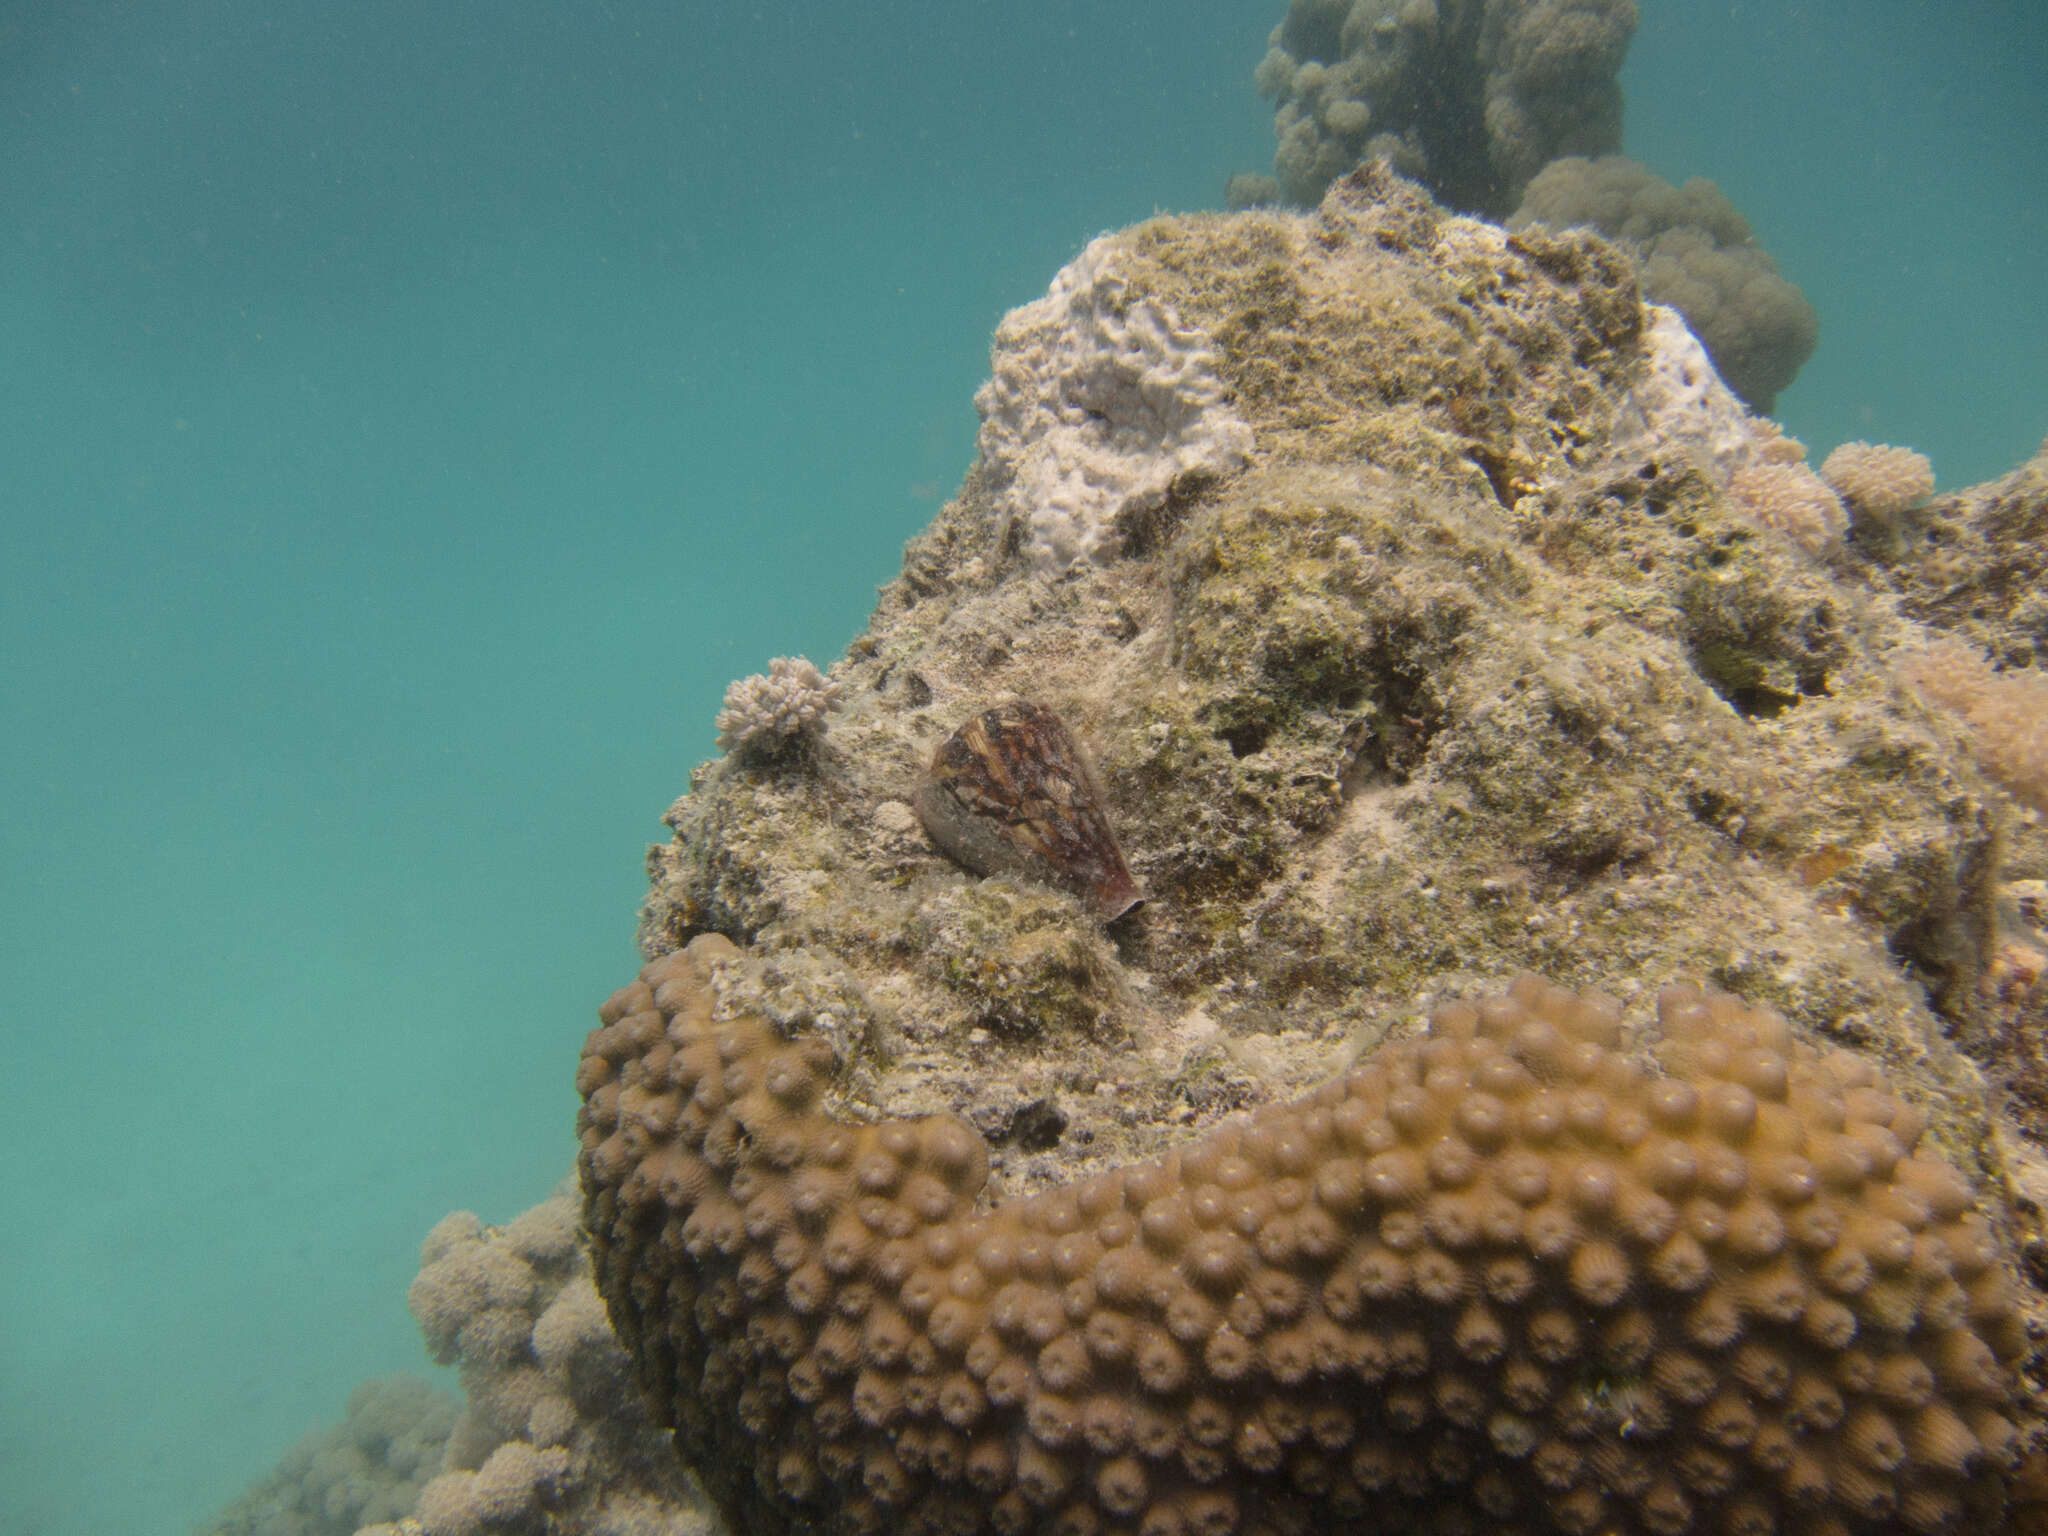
[1253,0,1639,217]
[201,1376,457,1536]
[715,657,844,759]
[363,1189,717,1536]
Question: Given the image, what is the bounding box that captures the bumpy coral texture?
[1819,443,1935,533]
[972,234,1254,577]
[715,657,844,758]
[383,1191,716,1536]
[1511,157,1818,413]
[201,1375,456,1536]
[579,934,2025,1536]
[1254,0,1638,218]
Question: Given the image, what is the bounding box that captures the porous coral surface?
[973,234,1253,576]
[580,936,2024,1536]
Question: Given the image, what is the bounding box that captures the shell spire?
[914,700,1144,921]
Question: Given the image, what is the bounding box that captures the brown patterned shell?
[915,701,1143,922]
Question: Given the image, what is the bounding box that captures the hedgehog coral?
[578,933,2026,1536]
[715,657,844,758]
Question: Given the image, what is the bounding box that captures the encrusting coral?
[580,934,2026,1536]
[972,235,1253,577]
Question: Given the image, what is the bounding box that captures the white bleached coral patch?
[1612,304,1755,485]
[974,234,1253,576]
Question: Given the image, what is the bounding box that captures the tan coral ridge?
[578,934,2027,1536]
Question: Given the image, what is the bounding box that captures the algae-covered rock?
[637,164,2036,1328]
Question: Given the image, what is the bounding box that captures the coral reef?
[1511,156,1819,413]
[643,167,2009,1120]
[609,166,2048,1530]
[715,656,844,759]
[581,935,2024,1536]
[1253,0,1639,217]
[348,1188,717,1536]
[201,1376,457,1536]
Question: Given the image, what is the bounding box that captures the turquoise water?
[0,5,2039,1534]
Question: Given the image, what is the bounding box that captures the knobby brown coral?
[578,935,2026,1536]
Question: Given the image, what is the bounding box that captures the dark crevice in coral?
[1219,719,1272,758]
[1466,441,1522,509]
[1116,467,1227,559]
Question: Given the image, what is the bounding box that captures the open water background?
[1,3,2041,1532]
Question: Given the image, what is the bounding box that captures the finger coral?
[579,933,2026,1536]
[377,1189,718,1536]
[715,657,844,759]
[1252,0,1639,217]
[200,1375,457,1536]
